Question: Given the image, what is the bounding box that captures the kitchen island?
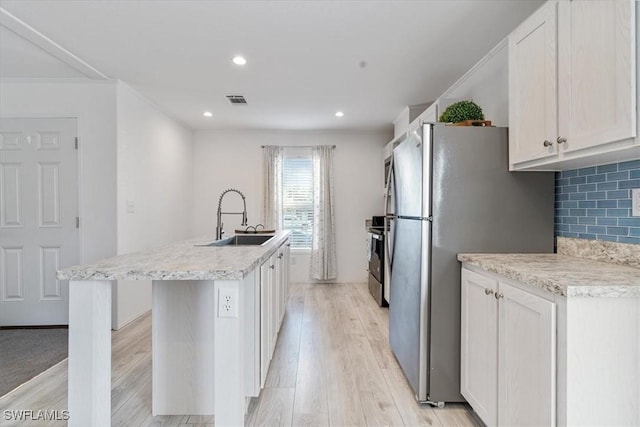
[458,239,639,427]
[57,231,290,427]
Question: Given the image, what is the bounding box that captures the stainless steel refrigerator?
[387,123,554,405]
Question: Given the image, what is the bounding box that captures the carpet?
[0,328,68,397]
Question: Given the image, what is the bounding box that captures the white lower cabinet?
[461,268,556,427]
[258,239,290,388]
[462,263,640,426]
[461,269,499,426]
[498,279,556,427]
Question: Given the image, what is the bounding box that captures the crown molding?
[0,7,109,80]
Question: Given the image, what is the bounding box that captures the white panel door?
[0,118,79,326]
[498,281,556,427]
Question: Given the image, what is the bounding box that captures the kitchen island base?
[68,278,246,426]
[62,232,291,427]
[68,280,113,427]
[152,278,244,422]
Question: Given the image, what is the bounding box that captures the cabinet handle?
[270,265,275,269]
[543,140,553,147]
[494,292,504,300]
[278,254,283,259]
[484,288,494,296]
[557,136,567,144]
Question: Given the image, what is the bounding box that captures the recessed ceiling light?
[232,56,247,66]
[335,111,344,117]
[203,111,213,117]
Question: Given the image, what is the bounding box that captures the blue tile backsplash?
[555,160,640,245]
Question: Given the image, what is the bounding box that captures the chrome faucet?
[216,188,248,240]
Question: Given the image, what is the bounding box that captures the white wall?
[114,82,193,328]
[0,80,193,329]
[192,129,390,283]
[440,40,509,126]
[0,81,118,264]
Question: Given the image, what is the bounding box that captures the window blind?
[282,148,313,250]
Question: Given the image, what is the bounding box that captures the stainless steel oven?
[367,227,386,306]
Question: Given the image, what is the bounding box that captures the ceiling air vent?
[226,95,248,105]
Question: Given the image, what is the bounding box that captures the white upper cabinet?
[509,1,559,164]
[509,0,638,170]
[392,103,432,139]
[557,0,636,153]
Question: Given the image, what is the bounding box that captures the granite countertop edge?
[457,253,640,298]
[57,231,291,281]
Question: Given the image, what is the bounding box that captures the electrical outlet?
[632,189,640,217]
[218,287,238,318]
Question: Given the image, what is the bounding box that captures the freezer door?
[389,216,431,399]
[393,131,423,218]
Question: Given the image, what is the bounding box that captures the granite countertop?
[457,253,640,298]
[57,231,290,281]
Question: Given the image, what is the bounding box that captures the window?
[282,148,313,250]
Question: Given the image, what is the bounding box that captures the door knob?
[557,136,567,144]
[494,292,504,300]
[543,140,553,147]
[484,288,495,296]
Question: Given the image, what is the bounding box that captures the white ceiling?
[0,0,544,131]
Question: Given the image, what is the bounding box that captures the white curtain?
[262,145,283,230]
[310,145,337,281]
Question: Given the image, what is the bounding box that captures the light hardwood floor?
[0,282,480,426]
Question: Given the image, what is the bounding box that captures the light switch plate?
[632,189,640,217]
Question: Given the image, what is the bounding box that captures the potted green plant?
[438,100,489,126]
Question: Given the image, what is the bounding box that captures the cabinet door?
[277,244,290,324]
[269,254,278,358]
[283,242,290,309]
[557,0,636,153]
[245,271,261,397]
[259,260,270,388]
[274,249,281,328]
[276,246,285,325]
[509,0,559,164]
[421,104,437,123]
[498,282,556,427]
[461,269,499,427]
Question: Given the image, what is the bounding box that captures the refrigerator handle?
[384,217,393,269]
[384,154,394,270]
[384,154,394,217]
